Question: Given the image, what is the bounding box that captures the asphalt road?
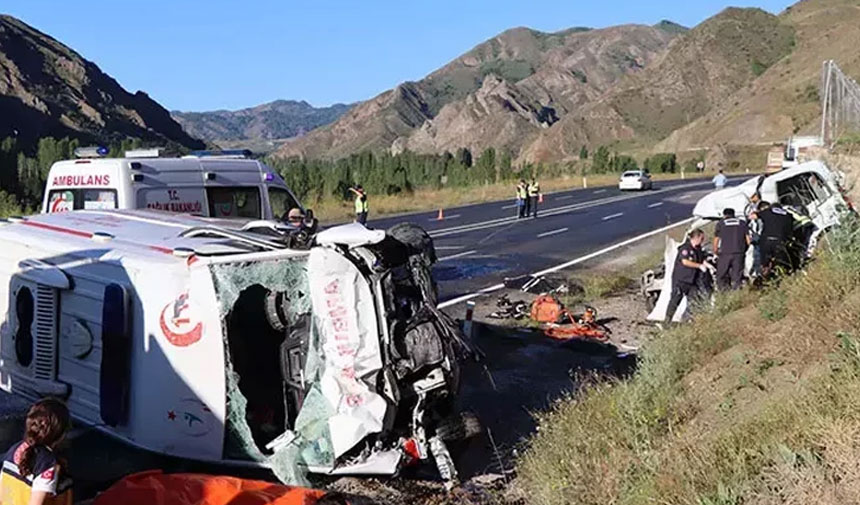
[369,177,745,304]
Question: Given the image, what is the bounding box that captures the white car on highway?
[618,170,653,191]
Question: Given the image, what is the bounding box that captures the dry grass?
[516,216,860,504]
[312,171,736,223]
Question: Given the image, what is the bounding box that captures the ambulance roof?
[0,209,303,264]
[49,156,276,174]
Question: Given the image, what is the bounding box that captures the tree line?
[267,147,684,205]
[0,136,689,215]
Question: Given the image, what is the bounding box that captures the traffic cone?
[538,193,544,204]
[437,208,444,220]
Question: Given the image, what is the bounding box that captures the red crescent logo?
[159,298,202,347]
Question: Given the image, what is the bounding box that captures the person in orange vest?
[527,178,541,218]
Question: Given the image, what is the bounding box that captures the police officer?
[516,180,528,219]
[527,178,541,218]
[350,185,369,225]
[665,229,711,322]
[757,201,794,276]
[784,204,816,267]
[713,208,750,290]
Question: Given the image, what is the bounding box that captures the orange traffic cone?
[437,208,444,220]
[538,193,544,204]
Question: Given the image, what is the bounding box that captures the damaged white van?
[0,210,474,485]
[42,149,300,221]
[644,160,853,321]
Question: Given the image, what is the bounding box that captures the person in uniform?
[527,178,541,218]
[349,185,369,225]
[713,208,750,290]
[516,180,528,219]
[0,399,72,505]
[665,229,711,322]
[757,201,795,277]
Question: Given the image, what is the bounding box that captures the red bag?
[530,295,565,323]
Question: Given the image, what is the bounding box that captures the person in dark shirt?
[665,229,711,322]
[712,208,750,290]
[757,201,795,277]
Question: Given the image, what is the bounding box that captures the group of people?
[515,179,541,219]
[666,194,815,322]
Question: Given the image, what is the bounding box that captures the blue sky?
[4,0,796,112]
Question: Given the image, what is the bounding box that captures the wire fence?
[821,60,860,146]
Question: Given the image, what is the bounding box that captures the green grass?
[517,215,860,504]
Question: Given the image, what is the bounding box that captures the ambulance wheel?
[436,411,482,442]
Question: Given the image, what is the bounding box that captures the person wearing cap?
[713,208,750,290]
[665,228,712,322]
[349,185,369,225]
[284,207,304,227]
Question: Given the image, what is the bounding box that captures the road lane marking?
[593,189,607,194]
[602,212,624,221]
[537,227,568,238]
[648,202,664,208]
[435,245,465,250]
[438,217,696,309]
[556,195,574,200]
[679,194,692,200]
[430,214,461,221]
[427,178,736,238]
[501,204,518,210]
[438,250,477,262]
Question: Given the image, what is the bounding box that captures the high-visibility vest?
[785,206,811,228]
[516,186,527,199]
[528,183,540,197]
[354,195,368,214]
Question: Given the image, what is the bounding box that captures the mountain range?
[0,14,202,149]
[272,0,859,164]
[171,100,352,144]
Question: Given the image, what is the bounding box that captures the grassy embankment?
[517,212,860,504]
[312,170,741,224]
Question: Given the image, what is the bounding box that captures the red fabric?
[93,471,330,505]
[530,295,565,323]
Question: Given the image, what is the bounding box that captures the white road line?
[435,245,465,250]
[593,189,607,194]
[602,212,624,221]
[501,204,518,210]
[438,249,477,262]
[431,214,461,221]
[648,202,664,208]
[438,217,696,309]
[537,227,568,238]
[556,195,574,200]
[679,194,692,200]
[428,178,729,238]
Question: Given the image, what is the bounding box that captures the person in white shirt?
[712,169,728,189]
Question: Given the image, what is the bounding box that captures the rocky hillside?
[657,0,860,152]
[274,5,806,164]
[276,23,684,160]
[171,100,352,142]
[0,14,203,149]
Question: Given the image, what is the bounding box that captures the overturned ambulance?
[0,210,473,484]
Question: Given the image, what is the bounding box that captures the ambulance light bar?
[125,148,165,158]
[187,149,252,159]
[74,146,108,158]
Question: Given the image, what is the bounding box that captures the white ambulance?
[41,149,301,221]
[0,209,472,485]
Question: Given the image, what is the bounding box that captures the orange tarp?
[93,471,331,505]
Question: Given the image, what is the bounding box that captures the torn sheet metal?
[306,247,387,462]
[647,238,686,322]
